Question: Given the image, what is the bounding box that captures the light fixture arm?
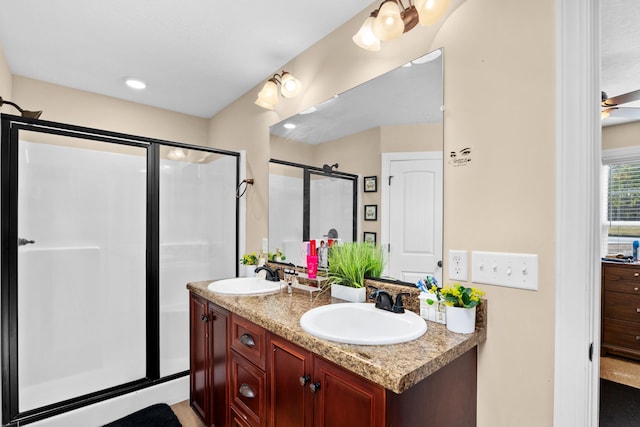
[0,96,43,119]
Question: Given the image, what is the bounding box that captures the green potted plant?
[326,242,385,302]
[440,283,485,333]
[240,252,258,277]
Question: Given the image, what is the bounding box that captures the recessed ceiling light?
[124,77,147,90]
[283,123,296,129]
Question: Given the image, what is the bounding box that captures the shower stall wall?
[1,116,239,426]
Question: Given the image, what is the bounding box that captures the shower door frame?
[0,114,240,426]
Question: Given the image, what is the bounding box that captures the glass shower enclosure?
[1,116,238,425]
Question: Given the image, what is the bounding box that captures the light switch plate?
[448,249,468,281]
[471,251,538,291]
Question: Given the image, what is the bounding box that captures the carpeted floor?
[600,379,640,427]
[102,403,182,427]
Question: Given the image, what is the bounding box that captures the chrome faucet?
[254,265,280,282]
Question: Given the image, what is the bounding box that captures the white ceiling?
[1,1,636,124]
[601,0,640,126]
[0,0,373,118]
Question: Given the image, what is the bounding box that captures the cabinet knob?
[239,333,255,347]
[635,287,639,292]
[309,382,321,393]
[636,336,640,341]
[200,314,209,323]
[637,308,640,313]
[239,383,255,399]
[635,272,639,277]
[299,375,310,386]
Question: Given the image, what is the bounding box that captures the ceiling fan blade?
[602,89,640,107]
[604,107,640,118]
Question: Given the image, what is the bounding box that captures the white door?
[382,152,443,284]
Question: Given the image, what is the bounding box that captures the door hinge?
[588,342,593,361]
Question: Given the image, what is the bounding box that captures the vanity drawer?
[603,291,640,324]
[229,350,266,427]
[230,314,266,370]
[602,318,640,353]
[602,264,640,294]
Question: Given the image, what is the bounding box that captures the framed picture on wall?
[364,204,377,221]
[364,176,377,192]
[363,232,376,245]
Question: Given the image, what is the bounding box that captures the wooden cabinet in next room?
[601,262,640,361]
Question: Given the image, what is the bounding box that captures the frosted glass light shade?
[415,0,450,26]
[352,16,381,51]
[255,80,279,110]
[372,1,404,41]
[280,73,302,98]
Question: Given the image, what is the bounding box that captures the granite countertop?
[187,280,486,394]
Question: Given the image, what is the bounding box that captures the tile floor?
[171,400,204,427]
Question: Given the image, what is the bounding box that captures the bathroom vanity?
[187,280,486,427]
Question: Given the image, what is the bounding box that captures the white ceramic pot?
[330,284,366,303]
[445,305,476,334]
[244,265,256,277]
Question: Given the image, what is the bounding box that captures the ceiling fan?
[601,89,640,120]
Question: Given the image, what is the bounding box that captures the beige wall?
[211,0,556,425]
[0,47,13,114]
[10,76,209,146]
[603,121,640,150]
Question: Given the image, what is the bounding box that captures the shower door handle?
[18,237,35,247]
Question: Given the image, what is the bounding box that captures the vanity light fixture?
[255,71,302,110]
[0,96,42,119]
[353,0,450,51]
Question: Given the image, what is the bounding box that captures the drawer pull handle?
[239,333,255,347]
[635,272,639,277]
[239,383,255,399]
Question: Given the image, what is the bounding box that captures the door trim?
[554,0,601,425]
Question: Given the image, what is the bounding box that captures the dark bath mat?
[102,403,182,427]
[600,378,640,427]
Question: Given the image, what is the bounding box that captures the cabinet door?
[209,303,228,427]
[268,335,313,427]
[312,357,385,427]
[189,294,209,424]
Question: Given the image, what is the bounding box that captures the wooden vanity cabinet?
[267,334,384,427]
[601,262,640,360]
[189,293,228,427]
[229,314,267,427]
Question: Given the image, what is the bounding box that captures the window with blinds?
[605,161,640,255]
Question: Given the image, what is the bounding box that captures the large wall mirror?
[269,48,444,283]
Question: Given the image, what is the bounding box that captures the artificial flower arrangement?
[440,283,485,308]
[268,248,286,262]
[240,252,258,266]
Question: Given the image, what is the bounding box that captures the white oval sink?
[300,303,427,345]
[207,277,282,295]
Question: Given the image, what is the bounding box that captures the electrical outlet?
[448,249,468,281]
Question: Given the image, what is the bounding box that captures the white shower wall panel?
[17,140,147,412]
